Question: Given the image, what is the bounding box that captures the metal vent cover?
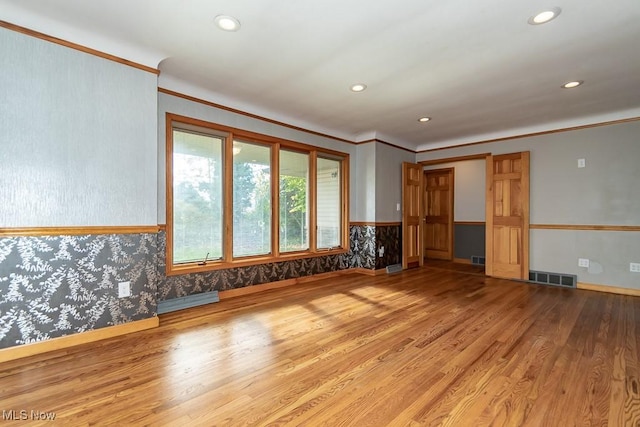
[157,290,220,314]
[471,256,486,266]
[386,264,403,274]
[528,270,577,288]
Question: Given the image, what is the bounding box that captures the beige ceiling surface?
[2,0,640,151]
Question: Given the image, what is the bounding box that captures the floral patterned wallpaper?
[0,224,401,349]
[0,234,158,348]
[157,225,379,300]
[376,225,402,270]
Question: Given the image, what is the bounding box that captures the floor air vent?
[528,270,577,288]
[471,256,486,266]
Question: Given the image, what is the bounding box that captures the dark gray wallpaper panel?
[156,225,377,301]
[375,225,401,270]
[454,224,486,260]
[0,224,399,349]
[0,234,158,348]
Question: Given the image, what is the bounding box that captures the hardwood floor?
[424,259,486,275]
[1,267,639,426]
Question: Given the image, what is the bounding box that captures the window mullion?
[342,157,350,249]
[272,144,280,258]
[223,132,234,262]
[166,117,175,271]
[309,151,317,253]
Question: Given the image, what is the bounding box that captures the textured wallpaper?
[0,224,400,349]
[0,27,158,227]
[0,234,158,348]
[375,225,402,270]
[156,225,380,300]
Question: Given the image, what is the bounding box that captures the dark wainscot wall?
[158,225,383,301]
[0,224,402,349]
[375,225,402,270]
[0,233,158,349]
[454,224,485,260]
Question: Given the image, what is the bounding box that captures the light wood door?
[485,152,530,279]
[402,162,424,269]
[424,168,454,260]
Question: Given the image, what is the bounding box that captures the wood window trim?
[165,113,350,276]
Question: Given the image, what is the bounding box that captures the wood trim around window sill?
[166,247,349,276]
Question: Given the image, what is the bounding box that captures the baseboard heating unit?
[157,290,220,314]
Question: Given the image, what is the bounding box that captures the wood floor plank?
[1,266,639,426]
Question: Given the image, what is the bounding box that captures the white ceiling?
[2,0,640,152]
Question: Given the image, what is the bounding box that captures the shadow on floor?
[423,259,486,276]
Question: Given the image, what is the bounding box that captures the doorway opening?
[403,151,529,280]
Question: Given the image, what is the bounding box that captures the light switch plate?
[577,158,586,168]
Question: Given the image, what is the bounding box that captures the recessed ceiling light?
[528,7,562,25]
[418,117,431,123]
[350,83,367,92]
[562,80,584,89]
[214,15,241,32]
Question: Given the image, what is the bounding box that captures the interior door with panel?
[424,168,454,260]
[402,162,424,269]
[485,152,530,279]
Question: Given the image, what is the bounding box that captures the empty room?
[1,1,639,425]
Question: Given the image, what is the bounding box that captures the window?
[279,150,309,253]
[316,157,342,249]
[233,141,271,257]
[166,114,349,274]
[172,129,223,264]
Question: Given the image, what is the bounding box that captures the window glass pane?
[233,141,271,257]
[173,130,223,263]
[316,157,341,248]
[279,150,309,252]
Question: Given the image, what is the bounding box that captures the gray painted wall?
[418,120,640,289]
[0,27,158,227]
[454,224,485,260]
[355,142,376,222]
[375,142,415,222]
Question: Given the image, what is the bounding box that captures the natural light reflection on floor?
[162,280,429,401]
[165,316,276,400]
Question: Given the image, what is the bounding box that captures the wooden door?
[485,152,530,279]
[424,168,454,260]
[402,162,424,269]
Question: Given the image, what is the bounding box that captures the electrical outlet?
[630,263,640,273]
[577,158,586,168]
[378,246,385,257]
[396,203,401,211]
[578,258,590,268]
[118,281,131,298]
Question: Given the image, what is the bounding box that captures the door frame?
[415,152,530,278]
[417,153,489,270]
